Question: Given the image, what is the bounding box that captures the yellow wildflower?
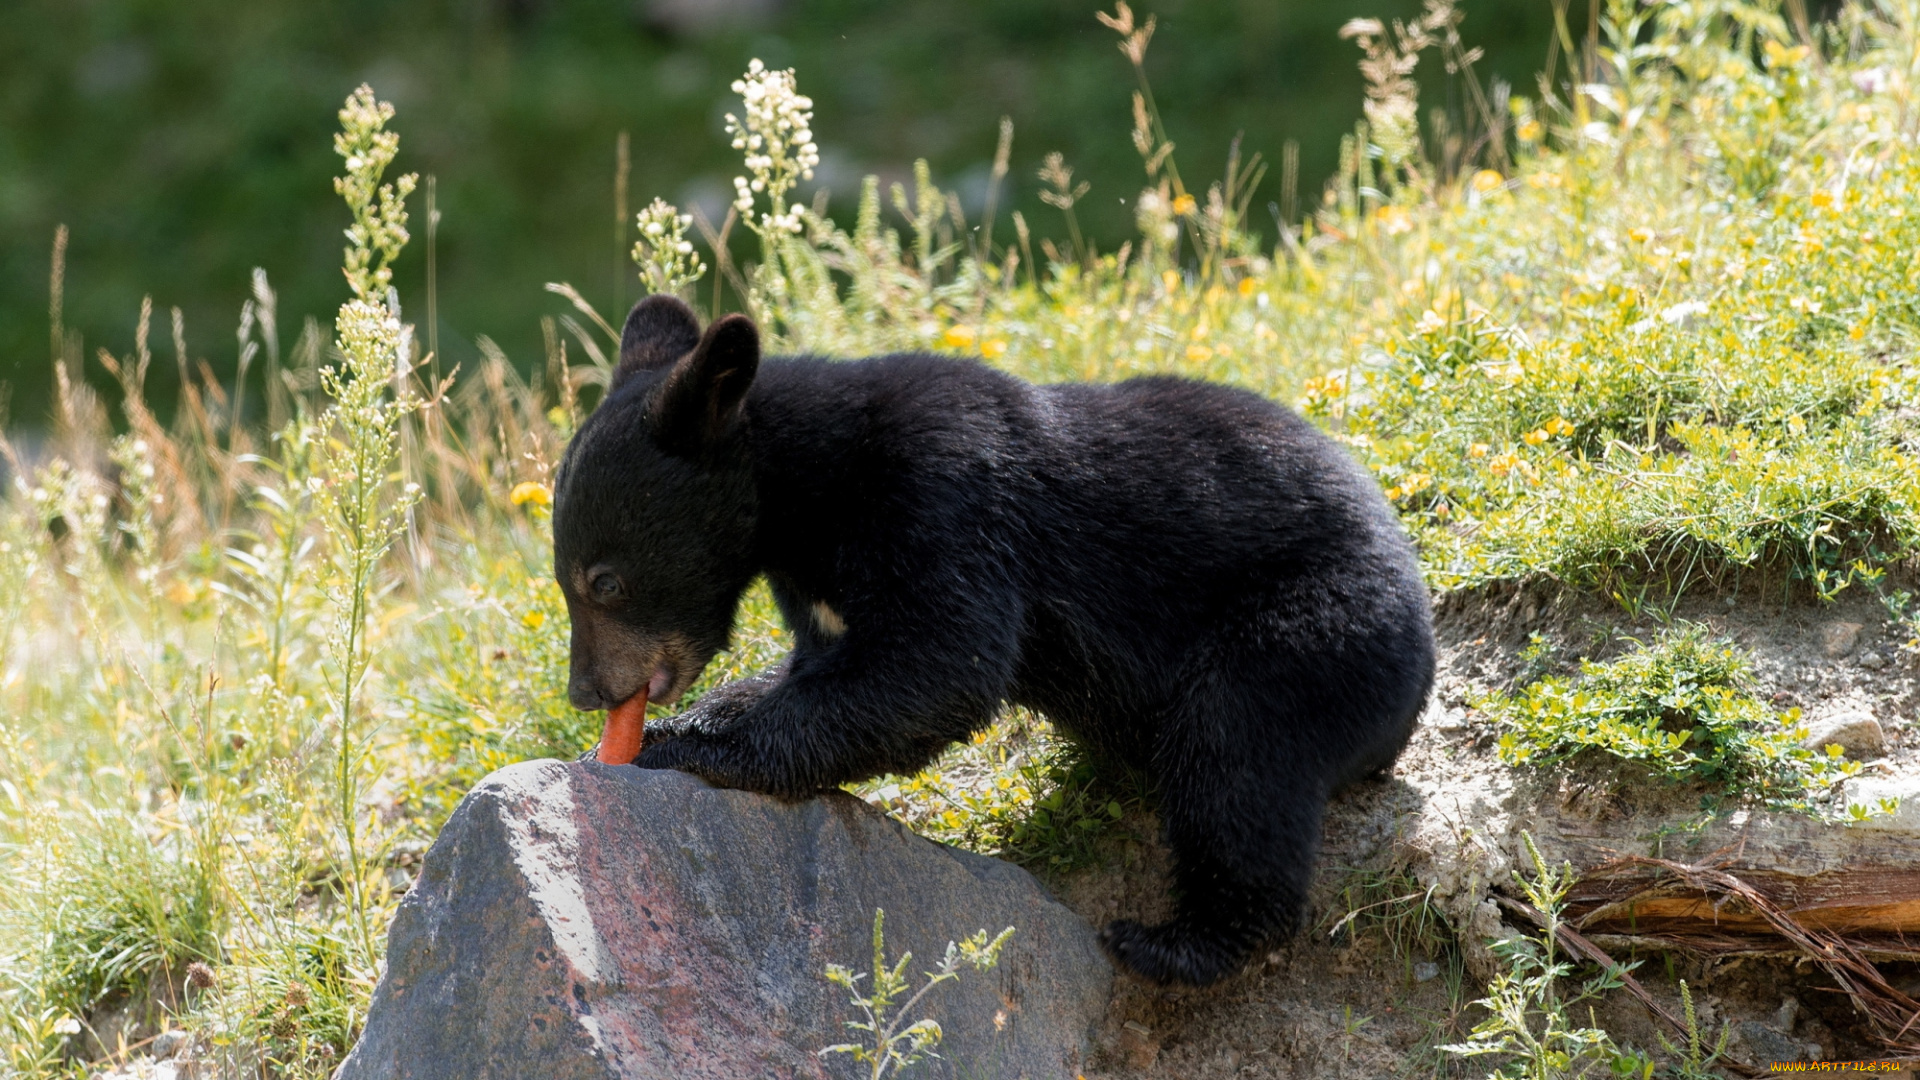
[509,481,551,507]
[1762,40,1809,69]
[941,324,977,348]
[1471,169,1504,193]
[1171,193,1197,216]
[1375,204,1413,235]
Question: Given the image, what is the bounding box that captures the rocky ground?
[1063,585,1920,1079]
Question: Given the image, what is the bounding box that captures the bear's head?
[552,294,761,713]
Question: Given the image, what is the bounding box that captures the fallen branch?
[1561,857,1920,1055]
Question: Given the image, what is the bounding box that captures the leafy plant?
[1441,833,1654,1080]
[820,909,1014,1080]
[1483,624,1858,810]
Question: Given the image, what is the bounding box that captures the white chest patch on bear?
[812,601,848,638]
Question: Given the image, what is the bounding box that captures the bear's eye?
[589,572,625,603]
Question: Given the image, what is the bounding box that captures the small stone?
[1413,961,1439,982]
[1858,650,1887,671]
[1821,622,1863,658]
[1119,1021,1160,1068]
[151,1029,189,1059]
[1841,775,1920,834]
[1800,711,1886,759]
[1774,996,1800,1033]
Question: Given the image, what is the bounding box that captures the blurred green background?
[0,0,1559,423]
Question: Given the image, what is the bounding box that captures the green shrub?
[1483,625,1857,809]
[1425,420,1920,602]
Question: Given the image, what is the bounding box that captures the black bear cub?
[553,295,1434,987]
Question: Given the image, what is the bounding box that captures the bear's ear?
[649,313,760,455]
[612,295,702,389]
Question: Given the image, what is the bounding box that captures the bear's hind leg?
[1099,686,1330,987]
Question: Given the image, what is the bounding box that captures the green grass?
[851,710,1147,874]
[5,1,1920,1074]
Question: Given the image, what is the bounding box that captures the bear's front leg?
[636,547,1023,796]
[635,634,1015,798]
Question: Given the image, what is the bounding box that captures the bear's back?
[749,352,1417,628]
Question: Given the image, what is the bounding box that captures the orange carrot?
[597,689,648,765]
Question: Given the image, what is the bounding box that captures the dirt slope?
[1064,587,1920,1079]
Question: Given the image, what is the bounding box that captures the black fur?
[553,295,1435,987]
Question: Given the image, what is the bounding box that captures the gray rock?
[1731,1020,1819,1068]
[338,761,1111,1080]
[1820,621,1863,658]
[1858,650,1887,670]
[1800,710,1886,760]
[150,1029,189,1059]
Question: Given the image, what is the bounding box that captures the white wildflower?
[1853,67,1889,96]
[1660,300,1709,327]
[630,198,707,296]
[725,59,819,236]
[53,1017,81,1036]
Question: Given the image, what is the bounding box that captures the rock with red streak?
[337,760,1112,1080]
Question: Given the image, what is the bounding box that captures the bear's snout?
[567,672,613,712]
[566,605,702,712]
